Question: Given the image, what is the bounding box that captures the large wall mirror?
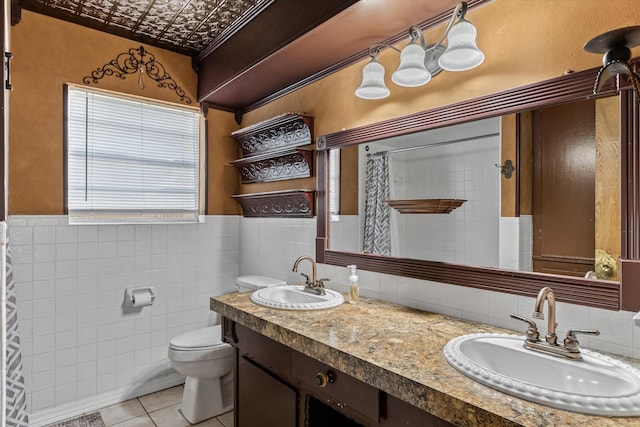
[316,67,640,311]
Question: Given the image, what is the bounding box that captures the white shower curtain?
[5,225,29,427]
[363,152,391,255]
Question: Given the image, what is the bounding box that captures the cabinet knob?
[315,371,334,387]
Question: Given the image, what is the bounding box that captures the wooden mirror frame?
[316,65,640,311]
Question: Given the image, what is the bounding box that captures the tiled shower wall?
[9,215,240,424]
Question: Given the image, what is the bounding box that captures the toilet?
[167,275,287,423]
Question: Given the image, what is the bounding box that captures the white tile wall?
[239,217,316,284]
[12,213,640,422]
[10,215,240,418]
[240,217,640,361]
[499,215,532,271]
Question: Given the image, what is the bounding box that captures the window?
[329,149,340,221]
[65,85,202,224]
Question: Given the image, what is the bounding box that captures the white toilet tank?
[236,275,286,292]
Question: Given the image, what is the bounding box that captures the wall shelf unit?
[385,199,466,214]
[230,112,314,157]
[232,190,314,218]
[230,148,313,184]
[231,112,315,217]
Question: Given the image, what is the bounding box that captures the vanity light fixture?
[355,1,484,100]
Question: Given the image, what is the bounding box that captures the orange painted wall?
[243,0,640,136]
[9,1,640,215]
[9,10,238,215]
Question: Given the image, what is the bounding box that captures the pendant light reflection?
[355,1,483,100]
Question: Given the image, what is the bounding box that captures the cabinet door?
[238,356,297,427]
[380,394,455,427]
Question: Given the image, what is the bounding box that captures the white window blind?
[66,86,201,224]
[329,149,340,221]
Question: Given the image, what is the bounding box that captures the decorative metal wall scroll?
[231,149,313,184]
[232,190,315,218]
[230,112,315,216]
[83,46,192,104]
[231,113,314,157]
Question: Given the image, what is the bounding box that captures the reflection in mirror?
[328,96,620,282]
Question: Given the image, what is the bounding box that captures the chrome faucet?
[292,255,326,295]
[510,286,600,360]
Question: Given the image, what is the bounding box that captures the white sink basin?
[250,285,344,310]
[444,333,640,416]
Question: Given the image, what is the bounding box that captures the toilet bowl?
[167,275,286,423]
[168,325,233,423]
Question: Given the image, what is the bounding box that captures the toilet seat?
[168,326,233,362]
[169,326,225,350]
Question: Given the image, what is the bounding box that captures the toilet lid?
[170,326,226,351]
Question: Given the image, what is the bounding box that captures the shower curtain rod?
[385,132,500,154]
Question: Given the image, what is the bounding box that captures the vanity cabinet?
[237,356,297,427]
[223,319,455,427]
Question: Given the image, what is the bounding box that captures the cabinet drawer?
[292,350,379,424]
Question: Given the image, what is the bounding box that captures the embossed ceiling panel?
[19,0,269,55]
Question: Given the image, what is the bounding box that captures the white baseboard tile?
[28,373,185,427]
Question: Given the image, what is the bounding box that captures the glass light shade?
[438,18,485,71]
[391,42,431,87]
[355,58,390,99]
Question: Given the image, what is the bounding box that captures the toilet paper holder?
[126,286,156,307]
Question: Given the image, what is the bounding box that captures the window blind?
[66,86,201,224]
[329,149,340,221]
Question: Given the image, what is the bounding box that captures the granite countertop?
[211,292,640,427]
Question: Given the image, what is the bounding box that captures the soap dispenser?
[347,264,359,304]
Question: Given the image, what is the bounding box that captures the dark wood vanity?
[223,319,454,427]
[212,292,640,427]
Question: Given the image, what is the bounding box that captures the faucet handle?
[299,272,311,285]
[563,328,600,351]
[510,313,540,342]
[317,278,330,288]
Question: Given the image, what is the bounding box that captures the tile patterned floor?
[98,386,233,427]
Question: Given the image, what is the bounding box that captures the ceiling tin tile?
[21,0,268,55]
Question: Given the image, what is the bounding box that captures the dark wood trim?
[196,0,359,107]
[515,113,521,217]
[623,89,639,259]
[621,260,640,311]
[1,0,7,220]
[620,84,640,310]
[319,68,618,150]
[325,251,620,310]
[317,64,633,311]
[316,149,328,264]
[10,0,20,26]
